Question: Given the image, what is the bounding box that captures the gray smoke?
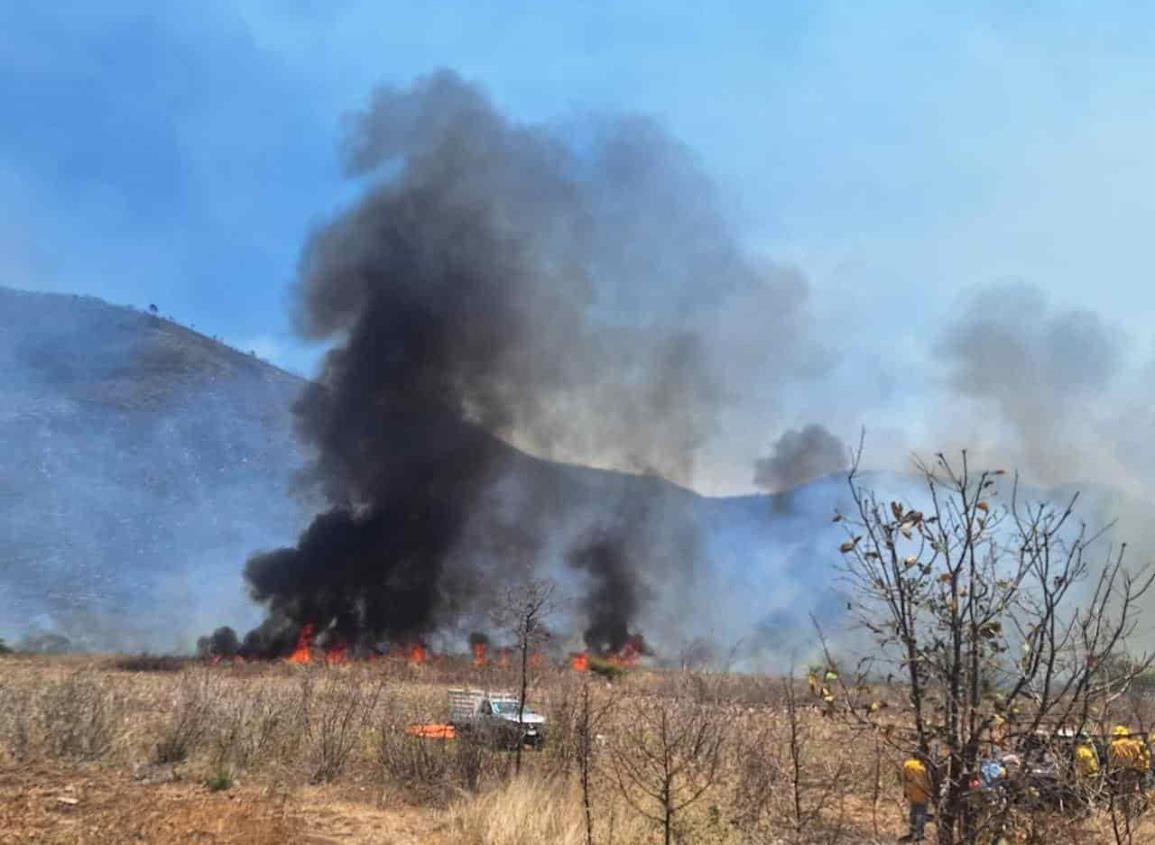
[238,70,820,654]
[753,424,849,492]
[934,280,1121,484]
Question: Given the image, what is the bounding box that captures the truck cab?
[449,688,546,748]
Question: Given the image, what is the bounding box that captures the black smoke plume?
[568,532,644,653]
[237,70,811,655]
[753,424,849,492]
[196,626,239,659]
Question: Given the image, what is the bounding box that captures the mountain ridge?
[8,285,1103,665]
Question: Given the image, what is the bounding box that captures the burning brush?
[200,69,751,664]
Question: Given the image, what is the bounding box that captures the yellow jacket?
[1108,737,1150,772]
[903,758,932,803]
[1075,743,1099,777]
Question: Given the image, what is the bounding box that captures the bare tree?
[576,678,615,845]
[822,446,1155,844]
[495,576,556,775]
[609,680,727,845]
[778,671,848,839]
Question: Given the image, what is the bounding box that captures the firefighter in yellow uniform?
[1072,735,1101,816]
[901,752,932,842]
[1075,738,1100,777]
[1108,725,1150,808]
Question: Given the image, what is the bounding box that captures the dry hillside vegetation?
[2,656,1154,844]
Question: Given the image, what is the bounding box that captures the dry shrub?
[450,777,662,845]
[608,678,728,844]
[375,700,498,800]
[542,674,582,776]
[153,669,216,763]
[728,715,777,831]
[378,728,455,798]
[209,680,305,772]
[0,682,38,762]
[449,777,586,845]
[452,731,492,792]
[0,672,122,763]
[305,673,382,783]
[40,671,119,760]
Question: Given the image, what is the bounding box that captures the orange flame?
[472,642,488,667]
[408,643,427,665]
[288,623,315,664]
[324,639,348,665]
[605,635,646,667]
[607,646,639,667]
[571,652,589,672]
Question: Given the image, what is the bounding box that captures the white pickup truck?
[448,688,547,748]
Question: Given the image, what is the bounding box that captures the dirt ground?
[0,762,448,845]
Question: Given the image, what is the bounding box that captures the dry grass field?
[1,654,1151,844]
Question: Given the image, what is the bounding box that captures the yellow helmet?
[1114,725,1131,737]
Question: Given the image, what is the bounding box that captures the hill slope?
[0,287,312,650]
[0,286,903,661]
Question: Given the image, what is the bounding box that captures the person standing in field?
[900,750,933,842]
[1072,732,1100,817]
[1107,724,1150,813]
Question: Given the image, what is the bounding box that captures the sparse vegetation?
[1,654,1154,843]
[3,453,1153,843]
[822,451,1155,844]
[588,656,627,681]
[39,671,118,761]
[205,769,234,792]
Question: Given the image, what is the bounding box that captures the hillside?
[0,287,946,661]
[0,287,312,651]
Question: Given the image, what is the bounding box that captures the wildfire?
[324,639,349,665]
[472,642,488,667]
[288,623,315,664]
[408,643,427,665]
[605,643,641,668]
[570,635,648,672]
[605,634,647,667]
[497,648,511,669]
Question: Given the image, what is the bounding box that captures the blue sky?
[6,1,1155,488]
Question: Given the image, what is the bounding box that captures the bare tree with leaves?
[822,446,1155,845]
[494,576,556,775]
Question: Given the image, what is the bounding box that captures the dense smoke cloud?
[241,70,817,654]
[235,76,1155,665]
[753,424,849,492]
